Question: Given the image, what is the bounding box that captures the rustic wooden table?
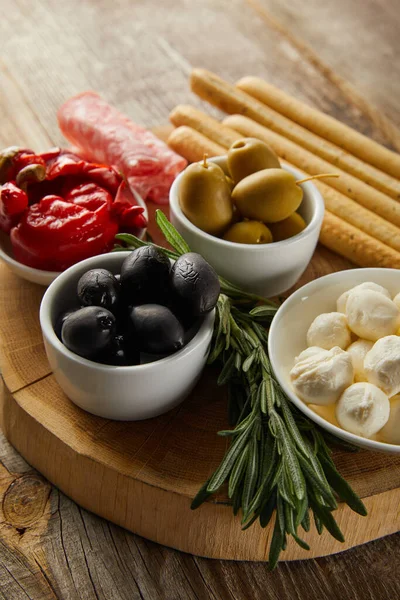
[0,1,399,598]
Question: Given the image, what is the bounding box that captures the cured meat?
[58,92,187,204]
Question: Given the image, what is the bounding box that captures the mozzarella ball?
[380,395,400,445]
[336,282,390,314]
[347,339,374,382]
[306,312,351,350]
[346,290,400,341]
[290,346,354,406]
[393,292,400,311]
[295,346,325,362]
[364,335,400,397]
[336,382,390,438]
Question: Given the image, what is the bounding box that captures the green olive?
[268,212,307,241]
[225,175,235,191]
[179,157,233,236]
[223,221,273,244]
[232,169,303,223]
[227,138,280,184]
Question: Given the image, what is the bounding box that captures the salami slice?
[58,92,187,204]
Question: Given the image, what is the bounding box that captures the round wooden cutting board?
[0,208,399,562]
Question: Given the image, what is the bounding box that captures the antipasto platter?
[1,71,400,564]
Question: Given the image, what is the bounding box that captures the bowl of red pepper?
[0,146,148,286]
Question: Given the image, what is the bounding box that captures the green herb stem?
[114,210,367,569]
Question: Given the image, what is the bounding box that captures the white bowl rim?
[268,267,400,453]
[40,251,214,373]
[0,242,61,277]
[0,185,148,279]
[170,158,325,250]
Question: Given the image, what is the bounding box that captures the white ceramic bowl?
[268,268,400,454]
[170,157,324,297]
[0,188,148,286]
[40,251,214,420]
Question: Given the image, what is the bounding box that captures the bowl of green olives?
[170,139,325,297]
[39,250,217,421]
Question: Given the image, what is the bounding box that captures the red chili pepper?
[0,182,29,233]
[11,194,118,271]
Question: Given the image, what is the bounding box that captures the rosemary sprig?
[115,210,367,569]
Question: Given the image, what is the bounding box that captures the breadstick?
[168,108,400,251]
[312,180,400,253]
[283,158,400,253]
[223,115,400,227]
[170,105,240,149]
[190,69,400,192]
[320,212,400,269]
[167,126,225,163]
[236,76,400,183]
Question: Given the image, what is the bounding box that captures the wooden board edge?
[1,377,398,562]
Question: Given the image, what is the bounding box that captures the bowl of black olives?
[39,248,219,420]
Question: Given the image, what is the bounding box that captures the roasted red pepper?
[0,182,29,233]
[0,145,147,272]
[11,194,118,271]
[112,180,147,233]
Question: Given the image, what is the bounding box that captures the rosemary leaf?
[207,426,254,493]
[242,351,257,373]
[279,393,311,458]
[268,506,284,570]
[217,352,236,386]
[259,380,267,415]
[249,305,278,318]
[271,413,306,501]
[319,454,367,516]
[260,489,277,528]
[207,334,225,364]
[293,533,311,551]
[114,233,179,260]
[297,451,337,509]
[278,470,296,510]
[295,490,309,528]
[242,434,259,515]
[155,209,191,255]
[301,509,311,533]
[232,484,243,516]
[191,479,212,510]
[229,445,249,498]
[310,498,345,543]
[313,511,324,535]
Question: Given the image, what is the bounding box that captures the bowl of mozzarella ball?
[268,269,400,453]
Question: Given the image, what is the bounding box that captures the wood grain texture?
[1,245,400,562]
[0,0,400,597]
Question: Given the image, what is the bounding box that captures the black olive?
[170,253,220,316]
[54,309,79,340]
[77,269,120,312]
[97,334,140,366]
[168,294,197,331]
[61,306,116,359]
[120,246,171,305]
[129,304,185,354]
